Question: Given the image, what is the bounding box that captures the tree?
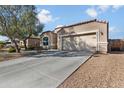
[0,5,23,53]
[17,6,44,50]
[0,5,44,52]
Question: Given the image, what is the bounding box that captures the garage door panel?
[62,33,97,52]
[62,36,78,50]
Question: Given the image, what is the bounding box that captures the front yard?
[0,52,22,62]
[59,52,124,88]
[0,48,40,62]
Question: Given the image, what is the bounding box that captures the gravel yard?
[59,52,124,88]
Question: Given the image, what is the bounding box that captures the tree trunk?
[13,40,20,53]
[23,39,27,50]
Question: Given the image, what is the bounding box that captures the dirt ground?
[0,54,22,62]
[0,51,39,62]
[59,52,124,88]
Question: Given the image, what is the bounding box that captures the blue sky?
[0,5,124,41]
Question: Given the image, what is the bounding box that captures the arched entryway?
[43,37,49,46]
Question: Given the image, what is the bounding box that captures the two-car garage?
[55,19,108,53]
[61,31,98,52]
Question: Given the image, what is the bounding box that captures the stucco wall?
[56,21,108,53]
[27,38,40,48]
[41,32,57,49]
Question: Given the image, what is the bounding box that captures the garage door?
[62,33,97,52]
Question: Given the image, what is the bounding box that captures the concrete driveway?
[0,50,93,88]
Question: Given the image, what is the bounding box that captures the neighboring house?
[5,39,12,47]
[40,31,57,49]
[41,19,109,53]
[5,39,20,47]
[20,38,41,48]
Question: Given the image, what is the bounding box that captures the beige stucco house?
[40,31,57,49]
[41,19,109,53]
[20,38,41,48]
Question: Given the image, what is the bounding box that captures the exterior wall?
[96,22,108,53]
[52,33,57,49]
[26,38,40,48]
[56,22,108,53]
[19,38,41,48]
[41,32,57,49]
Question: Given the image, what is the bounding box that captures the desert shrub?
[0,44,4,49]
[0,41,5,49]
[8,47,16,53]
[0,41,5,44]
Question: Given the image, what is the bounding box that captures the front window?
[43,37,48,46]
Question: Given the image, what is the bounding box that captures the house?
[41,19,109,53]
[5,39,20,47]
[40,31,57,49]
[20,38,41,48]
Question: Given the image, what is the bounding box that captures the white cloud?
[52,17,60,22]
[86,8,98,18]
[37,9,59,24]
[98,5,110,12]
[110,27,116,32]
[109,26,121,32]
[109,26,122,39]
[86,5,123,18]
[86,6,110,18]
[112,5,123,10]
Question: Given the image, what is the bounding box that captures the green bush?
[0,41,5,49]
[8,47,16,53]
[0,41,5,44]
[0,44,4,49]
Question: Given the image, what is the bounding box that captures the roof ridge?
[55,19,108,29]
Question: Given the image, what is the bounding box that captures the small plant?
[0,41,5,49]
[0,44,4,49]
[8,47,16,53]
